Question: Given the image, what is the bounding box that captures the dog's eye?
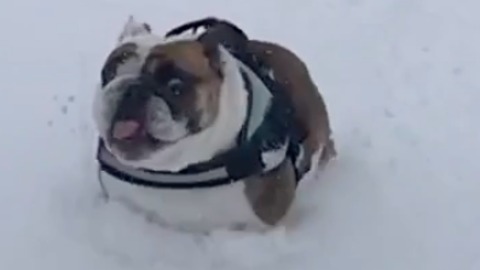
[167,78,186,96]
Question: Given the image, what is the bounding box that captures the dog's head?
[94,17,225,163]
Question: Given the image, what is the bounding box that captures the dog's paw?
[118,15,152,43]
[319,138,337,168]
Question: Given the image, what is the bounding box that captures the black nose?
[114,81,151,121]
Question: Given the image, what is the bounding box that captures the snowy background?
[1,0,479,269]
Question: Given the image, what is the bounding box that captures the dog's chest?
[101,172,266,232]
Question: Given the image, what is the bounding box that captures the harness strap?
[97,51,291,189]
[96,18,305,190]
[98,140,231,189]
[97,131,289,189]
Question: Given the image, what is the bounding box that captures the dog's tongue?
[112,120,142,140]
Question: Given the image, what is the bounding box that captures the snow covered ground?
[1,0,479,269]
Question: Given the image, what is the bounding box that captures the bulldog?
[93,16,336,232]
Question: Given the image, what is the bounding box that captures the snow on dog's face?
[94,17,223,162]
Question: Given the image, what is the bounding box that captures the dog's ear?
[198,22,249,53]
[199,38,223,78]
[117,16,152,43]
[197,22,250,77]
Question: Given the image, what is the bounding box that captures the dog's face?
[95,17,224,162]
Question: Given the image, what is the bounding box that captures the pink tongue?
[112,120,141,139]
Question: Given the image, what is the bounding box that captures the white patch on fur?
[300,143,325,182]
[262,142,289,171]
[115,57,143,78]
[146,97,189,142]
[118,16,151,43]
[117,46,249,171]
[101,171,267,232]
[295,146,305,169]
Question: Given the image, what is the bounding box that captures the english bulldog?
[93,16,336,232]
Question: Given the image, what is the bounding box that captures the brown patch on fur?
[243,40,336,225]
[248,40,337,171]
[144,41,223,130]
[146,41,220,80]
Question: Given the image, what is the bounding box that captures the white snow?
[1,0,479,269]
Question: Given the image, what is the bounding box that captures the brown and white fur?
[93,17,336,232]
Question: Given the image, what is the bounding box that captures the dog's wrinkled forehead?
[101,16,213,87]
[144,41,216,79]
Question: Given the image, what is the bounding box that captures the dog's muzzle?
[113,80,151,121]
[108,76,158,141]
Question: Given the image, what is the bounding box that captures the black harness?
[96,18,306,190]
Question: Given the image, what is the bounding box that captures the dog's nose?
[114,81,150,121]
[124,82,150,105]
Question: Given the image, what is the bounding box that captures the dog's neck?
[123,47,249,172]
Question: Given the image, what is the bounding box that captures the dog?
[93,16,336,232]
